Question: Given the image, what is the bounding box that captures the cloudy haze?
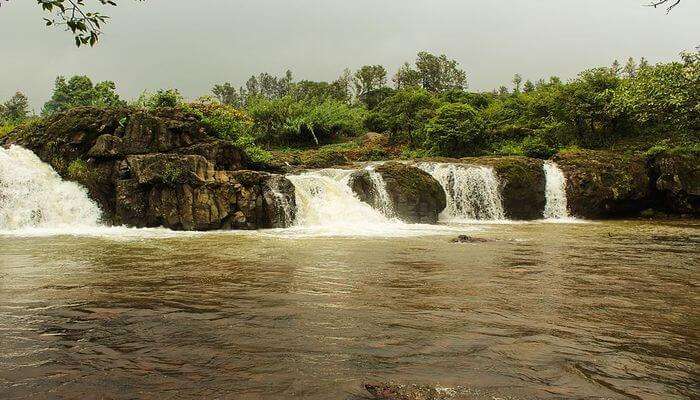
[1,0,698,110]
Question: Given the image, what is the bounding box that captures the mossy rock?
[461,156,546,220]
[554,149,651,218]
[350,162,446,223]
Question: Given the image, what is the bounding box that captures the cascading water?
[543,161,570,220]
[0,146,102,231]
[287,169,391,227]
[418,162,506,222]
[364,166,394,217]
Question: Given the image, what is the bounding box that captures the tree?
[1,92,31,123]
[42,75,125,115]
[612,51,699,131]
[393,52,467,93]
[623,57,638,78]
[212,82,243,107]
[512,74,523,93]
[523,80,535,93]
[414,51,467,93]
[423,103,485,156]
[0,0,145,47]
[393,62,422,90]
[353,65,387,102]
[611,59,621,76]
[647,0,681,13]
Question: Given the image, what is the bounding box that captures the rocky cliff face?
[649,151,699,215]
[349,162,447,223]
[1,107,295,230]
[553,150,652,218]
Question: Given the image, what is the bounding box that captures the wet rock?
[451,235,492,243]
[126,154,214,186]
[649,151,699,215]
[2,107,295,230]
[364,382,494,400]
[461,156,546,220]
[553,150,651,218]
[350,162,446,223]
[87,134,123,159]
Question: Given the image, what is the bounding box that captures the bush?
[521,135,556,159]
[133,89,183,109]
[423,103,485,156]
[368,88,439,144]
[246,96,366,147]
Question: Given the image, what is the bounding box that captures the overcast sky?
[1,0,698,110]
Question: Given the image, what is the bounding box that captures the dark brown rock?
[350,162,446,223]
[650,151,699,215]
[126,154,214,186]
[460,156,546,220]
[554,150,651,218]
[87,134,123,159]
[2,107,296,230]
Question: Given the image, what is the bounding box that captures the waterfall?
[286,169,392,228]
[418,162,505,222]
[543,161,570,219]
[0,146,102,231]
[265,178,295,227]
[365,166,394,217]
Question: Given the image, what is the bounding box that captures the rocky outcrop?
[649,151,699,215]
[2,107,295,230]
[350,162,446,223]
[461,156,545,220]
[554,150,651,218]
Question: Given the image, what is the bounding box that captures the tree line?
[2,50,698,161]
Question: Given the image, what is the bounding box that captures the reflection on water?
[0,221,698,399]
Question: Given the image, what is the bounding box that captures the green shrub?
[423,103,485,156]
[494,141,525,156]
[521,135,556,159]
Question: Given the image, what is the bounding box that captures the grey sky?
[1,0,698,111]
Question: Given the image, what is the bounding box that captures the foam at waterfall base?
[283,168,473,237]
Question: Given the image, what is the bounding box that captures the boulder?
[114,170,295,230]
[553,150,651,218]
[649,151,699,215]
[350,162,446,223]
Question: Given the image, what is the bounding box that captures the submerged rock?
[349,162,446,223]
[451,235,492,243]
[364,382,496,400]
[2,107,296,230]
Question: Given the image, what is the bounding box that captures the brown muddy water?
[0,221,698,400]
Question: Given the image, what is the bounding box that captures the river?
[1,220,697,399]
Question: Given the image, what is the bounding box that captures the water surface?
[0,220,697,399]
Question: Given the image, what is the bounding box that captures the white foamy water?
[0,146,103,232]
[418,162,506,222]
[543,161,574,221]
[285,169,465,237]
[365,165,395,217]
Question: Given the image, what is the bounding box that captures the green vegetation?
[67,159,89,181]
[2,50,697,164]
[42,75,125,115]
